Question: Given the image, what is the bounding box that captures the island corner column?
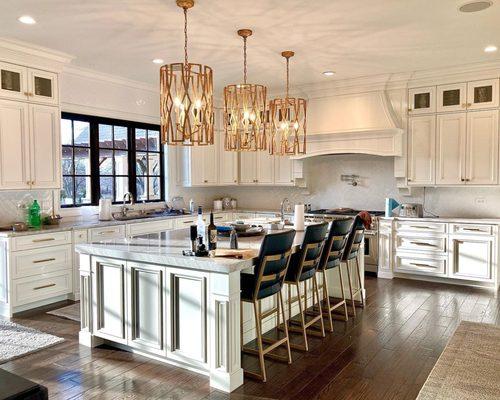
[208,269,244,392]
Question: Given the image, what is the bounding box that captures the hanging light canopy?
[269,51,306,156]
[224,29,267,152]
[160,0,214,146]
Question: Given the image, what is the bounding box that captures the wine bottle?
[208,212,217,251]
[196,206,205,239]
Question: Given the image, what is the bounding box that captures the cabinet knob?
[408,108,412,112]
[233,180,237,183]
[26,181,31,185]
[462,103,467,108]
[465,178,470,182]
[467,103,472,107]
[23,92,30,97]
[203,180,208,183]
[461,178,465,182]
[407,178,412,182]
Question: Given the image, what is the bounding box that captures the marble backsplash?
[0,190,56,226]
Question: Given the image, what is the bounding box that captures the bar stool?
[240,229,296,382]
[316,217,353,332]
[341,215,366,317]
[284,222,329,351]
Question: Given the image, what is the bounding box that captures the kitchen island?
[76,228,364,392]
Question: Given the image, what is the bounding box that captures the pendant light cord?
[243,36,248,84]
[286,57,290,99]
[184,7,189,66]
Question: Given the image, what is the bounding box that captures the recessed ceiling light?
[484,45,498,53]
[322,71,335,76]
[152,58,164,64]
[17,15,36,24]
[459,1,492,13]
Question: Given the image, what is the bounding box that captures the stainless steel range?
[305,208,384,274]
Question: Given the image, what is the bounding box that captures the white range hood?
[295,90,403,159]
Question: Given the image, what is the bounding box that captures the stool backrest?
[253,229,296,299]
[294,222,329,280]
[319,218,353,270]
[342,215,365,261]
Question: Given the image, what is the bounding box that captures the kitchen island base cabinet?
[79,254,244,393]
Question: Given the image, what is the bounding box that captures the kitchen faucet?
[280,197,291,223]
[122,192,135,215]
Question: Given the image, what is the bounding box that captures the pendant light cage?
[269,51,307,155]
[160,0,214,146]
[224,29,268,151]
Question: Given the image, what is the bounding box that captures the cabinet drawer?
[396,221,446,235]
[73,229,88,244]
[127,219,174,236]
[450,224,493,235]
[213,213,230,223]
[12,270,72,306]
[396,235,446,253]
[395,254,446,276]
[89,225,125,241]
[233,212,256,221]
[11,244,72,279]
[11,230,72,251]
[174,216,198,229]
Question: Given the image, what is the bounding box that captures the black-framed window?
[60,113,164,207]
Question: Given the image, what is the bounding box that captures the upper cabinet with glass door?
[466,79,499,110]
[0,61,58,105]
[408,86,436,115]
[437,83,467,113]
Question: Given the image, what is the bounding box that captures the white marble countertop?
[0,209,283,238]
[76,228,304,274]
[380,216,500,224]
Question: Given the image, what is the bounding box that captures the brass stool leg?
[253,300,266,382]
[313,274,326,337]
[288,284,292,321]
[279,290,292,364]
[355,257,365,307]
[338,265,349,321]
[296,282,309,351]
[344,260,356,317]
[322,270,334,332]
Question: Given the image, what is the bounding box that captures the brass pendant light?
[269,51,306,155]
[224,29,268,151]
[160,0,214,146]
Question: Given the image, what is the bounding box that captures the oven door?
[364,230,378,272]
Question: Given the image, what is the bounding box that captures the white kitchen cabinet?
[466,110,498,185]
[437,83,467,113]
[466,79,499,110]
[92,257,127,344]
[0,62,28,102]
[274,155,295,186]
[0,62,58,105]
[29,104,60,188]
[0,100,31,189]
[407,115,435,185]
[256,150,274,184]
[0,101,60,190]
[449,235,494,281]
[72,229,88,300]
[179,144,218,187]
[377,220,393,278]
[239,150,275,185]
[408,86,436,115]
[217,131,238,185]
[436,112,466,184]
[239,152,257,184]
[127,262,165,355]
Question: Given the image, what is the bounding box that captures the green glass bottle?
[28,200,41,228]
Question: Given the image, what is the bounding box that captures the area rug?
[46,302,80,322]
[0,319,64,363]
[417,321,500,400]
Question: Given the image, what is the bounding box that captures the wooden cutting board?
[214,248,257,259]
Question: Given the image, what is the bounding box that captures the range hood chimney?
[295,90,403,159]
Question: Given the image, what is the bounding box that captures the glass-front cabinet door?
[467,79,499,110]
[437,83,467,113]
[408,86,436,115]
[28,69,58,105]
[0,62,28,101]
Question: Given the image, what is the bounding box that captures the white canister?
[230,199,237,209]
[99,198,112,221]
[213,199,223,211]
[294,204,305,231]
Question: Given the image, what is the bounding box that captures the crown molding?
[0,37,74,67]
[63,65,158,92]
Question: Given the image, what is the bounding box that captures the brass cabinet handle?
[97,230,118,235]
[409,241,437,247]
[410,262,433,268]
[409,226,431,229]
[182,220,195,224]
[33,283,56,290]
[462,227,484,232]
[32,237,56,243]
[33,257,56,264]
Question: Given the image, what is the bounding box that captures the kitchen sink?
[112,209,188,221]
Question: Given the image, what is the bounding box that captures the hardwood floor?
[1,276,499,400]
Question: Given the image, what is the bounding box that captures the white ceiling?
[2,0,500,91]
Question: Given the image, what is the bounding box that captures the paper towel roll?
[99,198,112,221]
[294,204,305,231]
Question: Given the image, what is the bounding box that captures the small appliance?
[399,203,423,218]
